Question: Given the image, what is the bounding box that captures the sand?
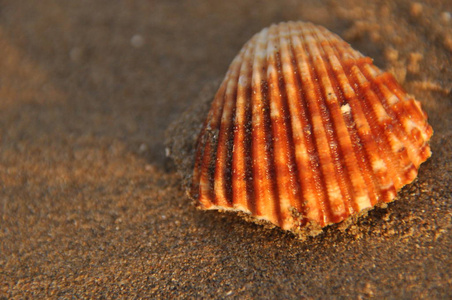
[1,0,451,298]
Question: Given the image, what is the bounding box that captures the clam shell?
[190,21,433,236]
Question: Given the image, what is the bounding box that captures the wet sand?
[1,0,451,298]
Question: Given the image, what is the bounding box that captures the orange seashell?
[190,21,433,236]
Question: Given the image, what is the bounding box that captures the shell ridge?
[190,120,208,200]
[360,69,432,168]
[329,44,398,203]
[198,80,231,208]
[231,41,256,213]
[307,26,367,215]
[261,25,286,225]
[318,30,384,206]
[198,130,215,207]
[191,81,228,202]
[266,23,304,228]
[351,65,412,189]
[292,21,335,226]
[359,68,419,148]
[299,24,352,223]
[358,67,420,183]
[285,22,324,225]
[314,28,380,209]
[289,23,327,225]
[243,83,256,214]
[242,52,257,215]
[212,47,243,207]
[368,79,423,165]
[199,99,224,208]
[250,28,280,224]
[346,64,401,198]
[277,23,308,223]
[322,41,376,214]
[292,22,337,225]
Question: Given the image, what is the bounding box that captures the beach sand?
[1,0,451,298]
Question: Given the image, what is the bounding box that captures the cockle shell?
[190,21,433,236]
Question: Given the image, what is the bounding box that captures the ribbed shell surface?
[191,21,433,232]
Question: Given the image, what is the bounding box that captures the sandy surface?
[1,0,451,298]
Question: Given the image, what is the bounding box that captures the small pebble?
[444,34,452,52]
[410,3,423,17]
[384,47,399,62]
[138,143,148,153]
[440,11,451,24]
[131,34,144,48]
[407,52,423,74]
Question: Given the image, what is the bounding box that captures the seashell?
[190,21,433,237]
